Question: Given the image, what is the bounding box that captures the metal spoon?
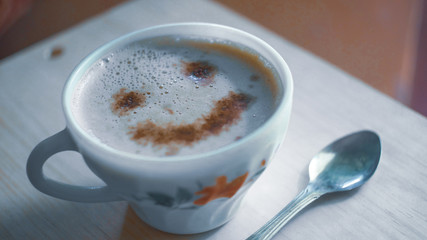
[247,130,381,240]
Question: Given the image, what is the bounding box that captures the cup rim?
[63,22,293,163]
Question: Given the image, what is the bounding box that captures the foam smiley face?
[100,38,277,207]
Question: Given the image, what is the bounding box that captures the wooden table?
[1,0,426,239]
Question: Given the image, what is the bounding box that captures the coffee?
[72,36,279,156]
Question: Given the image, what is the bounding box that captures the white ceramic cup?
[27,23,293,234]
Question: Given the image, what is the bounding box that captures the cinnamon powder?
[111,88,146,116]
[128,91,252,147]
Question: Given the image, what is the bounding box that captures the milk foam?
[71,36,278,157]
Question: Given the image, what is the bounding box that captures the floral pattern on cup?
[133,158,268,208]
[194,172,249,205]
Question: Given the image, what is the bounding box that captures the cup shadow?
[119,205,219,240]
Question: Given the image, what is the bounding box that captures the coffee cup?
[27,23,293,234]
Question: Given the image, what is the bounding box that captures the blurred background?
[1,0,426,116]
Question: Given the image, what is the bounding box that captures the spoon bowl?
[309,130,381,192]
[247,130,381,240]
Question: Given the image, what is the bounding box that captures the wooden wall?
[215,0,426,115]
[1,0,426,116]
[0,0,126,59]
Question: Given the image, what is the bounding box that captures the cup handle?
[27,129,121,202]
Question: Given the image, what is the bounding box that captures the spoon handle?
[246,186,322,240]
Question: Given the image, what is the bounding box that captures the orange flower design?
[261,159,266,166]
[194,172,249,205]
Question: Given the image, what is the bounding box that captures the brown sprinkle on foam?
[182,61,217,86]
[128,91,252,148]
[111,88,146,116]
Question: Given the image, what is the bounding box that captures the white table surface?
[1,0,427,239]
